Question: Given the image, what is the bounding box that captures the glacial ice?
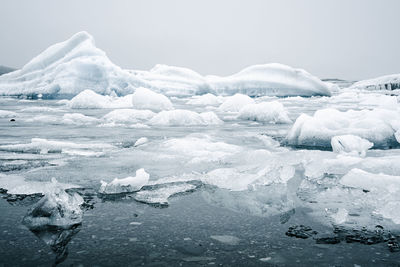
[134,137,149,147]
[131,87,173,112]
[133,183,196,206]
[0,175,79,195]
[186,93,223,106]
[67,89,133,109]
[0,32,146,97]
[286,108,400,149]
[102,109,155,124]
[0,32,331,98]
[350,73,400,91]
[206,63,331,97]
[0,138,115,156]
[339,168,400,192]
[237,101,292,124]
[331,135,373,157]
[22,187,83,230]
[99,168,149,194]
[218,94,255,112]
[149,109,223,126]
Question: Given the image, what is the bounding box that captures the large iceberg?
[286,108,400,149]
[206,63,331,97]
[350,74,400,91]
[0,31,147,98]
[0,32,331,98]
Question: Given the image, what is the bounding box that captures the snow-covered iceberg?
[0,31,147,98]
[237,101,292,124]
[131,87,173,112]
[66,89,133,109]
[218,94,255,112]
[0,32,331,98]
[206,63,331,97]
[286,108,400,149]
[350,74,400,91]
[99,168,149,194]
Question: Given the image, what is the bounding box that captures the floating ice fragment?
[99,169,149,194]
[331,135,373,157]
[237,101,292,124]
[131,87,173,112]
[210,235,240,245]
[218,94,254,112]
[134,137,148,147]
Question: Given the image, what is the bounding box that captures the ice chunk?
[331,135,373,157]
[207,63,331,97]
[131,64,211,97]
[350,73,400,91]
[149,109,222,126]
[22,187,83,230]
[287,108,400,149]
[67,89,133,109]
[133,183,196,206]
[131,87,173,112]
[0,110,18,118]
[99,168,149,194]
[0,138,114,156]
[134,137,149,147]
[102,109,155,124]
[61,113,99,125]
[0,175,79,195]
[237,101,292,124]
[340,168,400,192]
[186,93,223,106]
[0,32,147,97]
[218,94,255,112]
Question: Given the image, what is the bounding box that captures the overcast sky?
[1,0,399,80]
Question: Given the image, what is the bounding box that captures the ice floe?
[149,109,223,126]
[350,73,400,91]
[0,110,18,118]
[287,108,400,149]
[99,168,149,194]
[237,101,292,124]
[218,94,254,112]
[131,87,173,112]
[331,135,373,157]
[67,89,133,109]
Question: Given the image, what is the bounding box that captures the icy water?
[1,91,400,266]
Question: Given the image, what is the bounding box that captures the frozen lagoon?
[1,85,400,266]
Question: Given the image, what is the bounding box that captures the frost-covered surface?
[99,168,149,194]
[287,108,400,149]
[0,32,331,98]
[350,73,400,91]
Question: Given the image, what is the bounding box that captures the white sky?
[1,0,399,80]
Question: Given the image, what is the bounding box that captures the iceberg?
[131,87,173,112]
[0,110,18,118]
[149,109,223,126]
[99,168,149,194]
[237,101,292,124]
[186,93,223,106]
[350,74,400,91]
[102,109,155,124]
[0,32,331,98]
[218,94,255,112]
[0,32,147,98]
[67,89,133,109]
[206,63,331,97]
[286,108,400,149]
[22,187,83,230]
[331,135,373,157]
